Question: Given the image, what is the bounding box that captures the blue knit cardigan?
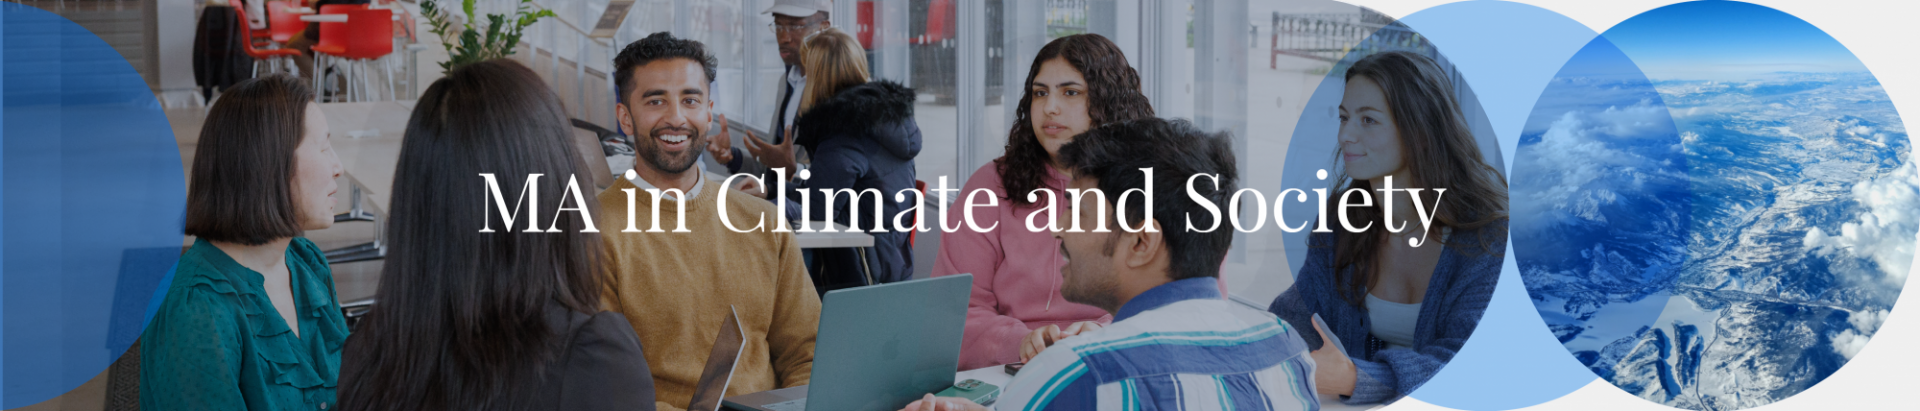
[1267,219,1506,405]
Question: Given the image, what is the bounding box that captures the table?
[301,13,401,22]
[793,222,875,249]
[795,221,880,287]
[954,366,1012,394]
[298,14,347,22]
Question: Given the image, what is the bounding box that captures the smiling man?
[599,32,821,411]
[903,118,1319,411]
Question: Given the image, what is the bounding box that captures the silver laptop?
[723,275,973,411]
[690,306,747,411]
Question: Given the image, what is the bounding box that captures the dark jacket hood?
[793,80,921,159]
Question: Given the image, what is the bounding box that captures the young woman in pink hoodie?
[933,34,1191,370]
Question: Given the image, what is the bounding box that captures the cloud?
[1827,308,1890,360]
[1850,309,1888,334]
[1832,330,1870,359]
[1515,112,1622,223]
[1587,100,1677,138]
[1804,161,1920,285]
[1515,100,1681,229]
[1829,308,1890,359]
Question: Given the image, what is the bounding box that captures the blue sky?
[1602,1,1866,80]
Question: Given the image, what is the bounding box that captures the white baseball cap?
[764,0,831,18]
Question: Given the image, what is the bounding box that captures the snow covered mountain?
[1518,71,1911,411]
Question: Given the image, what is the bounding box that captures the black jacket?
[338,301,656,410]
[193,5,251,98]
[792,80,923,286]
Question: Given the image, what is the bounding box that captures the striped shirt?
[998,277,1320,411]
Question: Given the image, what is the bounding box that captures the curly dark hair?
[998,34,1155,205]
[613,32,718,103]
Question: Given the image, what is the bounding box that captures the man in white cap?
[705,0,833,197]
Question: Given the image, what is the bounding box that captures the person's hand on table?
[743,125,799,172]
[707,113,740,165]
[1308,315,1357,396]
[899,394,990,411]
[1019,321,1102,363]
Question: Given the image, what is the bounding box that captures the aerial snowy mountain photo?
[1513,2,1914,410]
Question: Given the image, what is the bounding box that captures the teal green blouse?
[141,238,349,411]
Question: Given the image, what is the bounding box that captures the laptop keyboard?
[763,399,806,411]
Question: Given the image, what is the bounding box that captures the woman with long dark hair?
[142,74,347,411]
[788,27,921,287]
[336,59,654,411]
[1268,50,1509,405]
[931,33,1168,370]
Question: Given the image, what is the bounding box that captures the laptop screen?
[689,306,747,411]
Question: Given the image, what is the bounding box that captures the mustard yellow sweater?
[597,177,820,411]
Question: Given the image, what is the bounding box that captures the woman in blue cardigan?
[1268,50,1509,405]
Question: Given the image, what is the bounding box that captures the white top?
[781,68,806,137]
[1366,293,1423,350]
[626,161,706,202]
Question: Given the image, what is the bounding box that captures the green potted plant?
[420,0,556,74]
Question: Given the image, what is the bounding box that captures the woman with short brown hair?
[142,73,349,411]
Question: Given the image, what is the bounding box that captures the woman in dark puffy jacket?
[789,27,921,288]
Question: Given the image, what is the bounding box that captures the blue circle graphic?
[1271,1,1609,409]
[1510,25,1691,411]
[1391,2,1617,410]
[0,3,187,407]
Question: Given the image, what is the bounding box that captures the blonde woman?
[777,27,921,289]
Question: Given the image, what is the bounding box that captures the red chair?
[239,0,274,44]
[313,7,393,102]
[234,5,301,76]
[911,180,927,247]
[266,1,304,44]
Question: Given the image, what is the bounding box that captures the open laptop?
[723,274,973,411]
[689,306,747,411]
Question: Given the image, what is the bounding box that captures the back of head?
[185,74,313,245]
[1058,118,1238,281]
[339,59,605,411]
[798,27,870,113]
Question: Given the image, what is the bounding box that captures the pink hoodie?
[933,162,1229,370]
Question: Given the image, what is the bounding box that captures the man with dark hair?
[900,118,1319,411]
[611,31,725,190]
[703,0,832,197]
[613,32,720,106]
[600,32,820,411]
